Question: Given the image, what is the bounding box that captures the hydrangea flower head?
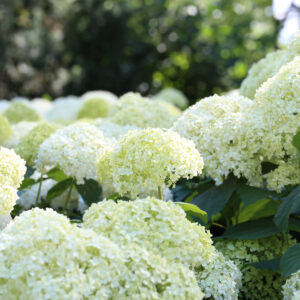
[283,270,300,300]
[77,90,118,119]
[16,121,59,166]
[216,235,296,299]
[84,197,241,299]
[0,208,203,299]
[97,128,203,197]
[154,87,188,109]
[4,102,40,124]
[0,114,12,144]
[110,92,179,128]
[36,123,113,184]
[0,147,26,215]
[172,94,253,185]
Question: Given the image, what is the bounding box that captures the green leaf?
[46,178,74,203]
[46,166,68,182]
[251,259,280,272]
[288,217,300,232]
[237,184,271,207]
[19,178,36,190]
[292,131,300,152]
[177,202,208,224]
[221,192,241,221]
[191,176,236,219]
[239,198,279,223]
[281,243,300,278]
[172,184,193,202]
[75,179,102,206]
[261,162,278,175]
[222,218,280,240]
[274,186,300,232]
[24,165,35,178]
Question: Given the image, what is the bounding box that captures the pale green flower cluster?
[241,56,300,190]
[172,94,253,185]
[110,92,179,128]
[0,208,202,299]
[83,197,242,299]
[36,123,113,184]
[283,271,300,300]
[4,121,38,149]
[215,235,296,300]
[0,147,26,215]
[0,114,12,144]
[4,102,40,124]
[240,33,300,99]
[77,90,118,119]
[16,121,59,166]
[154,87,188,109]
[97,128,203,197]
[96,120,140,140]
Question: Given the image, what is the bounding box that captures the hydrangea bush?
[0,34,299,299]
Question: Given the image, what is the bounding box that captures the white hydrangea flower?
[83,197,241,299]
[0,208,203,299]
[46,96,82,123]
[110,92,179,128]
[97,128,203,198]
[0,147,26,215]
[29,98,53,118]
[153,87,189,109]
[36,123,113,184]
[172,94,253,185]
[0,214,11,231]
[283,271,300,300]
[4,121,38,149]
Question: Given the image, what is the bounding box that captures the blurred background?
[0,0,299,105]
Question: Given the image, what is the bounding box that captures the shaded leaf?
[19,178,36,190]
[192,176,236,219]
[24,165,35,178]
[177,202,208,224]
[251,259,280,272]
[47,166,68,182]
[281,243,300,278]
[292,131,300,152]
[222,218,280,240]
[75,179,102,206]
[274,186,300,232]
[237,184,271,207]
[46,178,74,203]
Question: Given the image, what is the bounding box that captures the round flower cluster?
[16,121,59,166]
[83,197,242,299]
[0,208,202,299]
[110,92,179,128]
[172,94,253,185]
[97,128,203,197]
[241,55,300,190]
[0,114,12,144]
[4,101,40,124]
[46,96,81,124]
[4,121,38,150]
[283,271,300,300]
[96,120,140,140]
[0,147,26,215]
[240,33,299,99]
[153,87,188,109]
[215,235,296,299]
[36,123,113,184]
[77,90,118,119]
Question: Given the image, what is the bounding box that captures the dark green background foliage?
[0,0,277,103]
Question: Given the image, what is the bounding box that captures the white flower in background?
[153,87,189,109]
[36,123,113,184]
[29,98,53,118]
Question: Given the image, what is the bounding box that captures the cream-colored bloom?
[36,123,113,184]
[97,128,203,197]
[0,208,203,299]
[153,87,188,109]
[283,271,300,300]
[0,114,12,144]
[110,92,179,128]
[216,235,296,299]
[4,101,40,124]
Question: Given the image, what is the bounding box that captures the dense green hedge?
[0,0,277,103]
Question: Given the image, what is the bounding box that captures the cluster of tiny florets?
[0,147,26,215]
[97,128,203,197]
[36,123,113,184]
[4,101,40,124]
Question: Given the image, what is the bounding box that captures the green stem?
[35,177,43,206]
[63,184,73,212]
[157,186,162,200]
